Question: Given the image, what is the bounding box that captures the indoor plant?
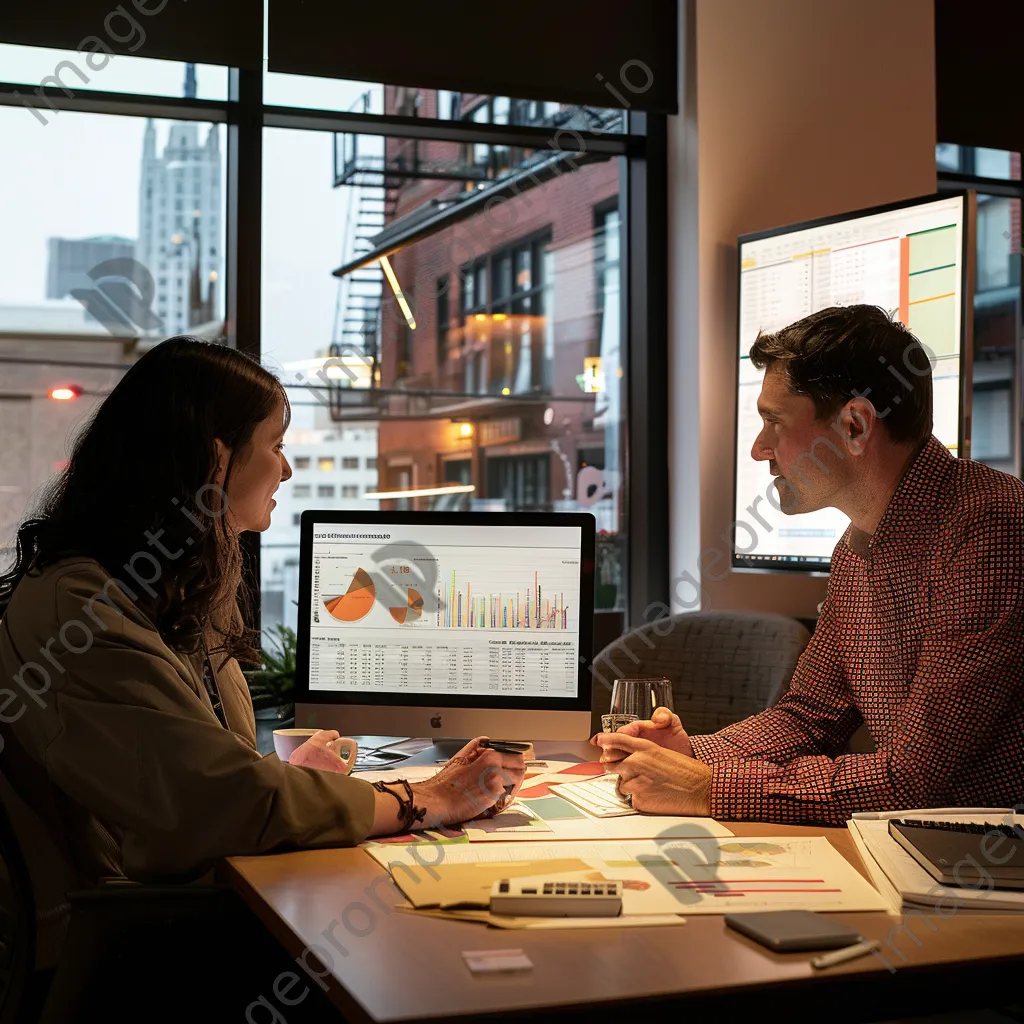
[245,624,297,755]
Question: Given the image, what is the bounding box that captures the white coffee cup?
[273,729,358,773]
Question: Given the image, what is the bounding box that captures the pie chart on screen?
[389,588,424,624]
[323,568,375,622]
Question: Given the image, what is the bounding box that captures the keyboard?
[550,775,636,818]
[888,818,1024,890]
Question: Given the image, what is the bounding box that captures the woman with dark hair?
[0,337,523,974]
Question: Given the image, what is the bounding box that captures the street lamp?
[48,385,82,401]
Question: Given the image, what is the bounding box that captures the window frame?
[0,62,669,631]
[937,154,1023,476]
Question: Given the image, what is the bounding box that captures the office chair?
[590,610,811,736]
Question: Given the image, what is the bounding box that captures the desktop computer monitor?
[733,191,974,573]
[293,511,596,749]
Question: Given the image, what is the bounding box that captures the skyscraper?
[136,66,222,336]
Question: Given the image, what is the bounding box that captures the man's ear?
[834,397,876,455]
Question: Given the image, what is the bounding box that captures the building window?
[317,484,335,498]
[292,513,301,526]
[341,456,359,470]
[293,483,311,498]
[317,456,335,471]
[437,275,450,365]
[341,485,359,498]
[460,260,488,314]
[444,459,471,485]
[293,456,311,470]
[486,454,551,510]
[366,457,378,471]
[461,231,553,396]
[462,99,512,177]
[594,202,621,360]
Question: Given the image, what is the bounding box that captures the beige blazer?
[0,557,375,968]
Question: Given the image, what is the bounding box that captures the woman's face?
[217,399,291,533]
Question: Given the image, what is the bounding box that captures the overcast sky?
[0,44,380,429]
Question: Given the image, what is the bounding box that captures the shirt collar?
[856,435,954,559]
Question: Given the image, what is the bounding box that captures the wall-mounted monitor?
[733,192,973,573]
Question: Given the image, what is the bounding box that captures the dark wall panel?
[0,0,262,69]
[936,0,1024,153]
[268,0,678,113]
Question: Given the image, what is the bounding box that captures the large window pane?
[972,193,1021,475]
[935,143,1021,181]
[261,122,628,624]
[0,107,226,564]
[0,43,228,102]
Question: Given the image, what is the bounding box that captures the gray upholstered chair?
[590,610,811,738]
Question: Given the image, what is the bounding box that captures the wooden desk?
[221,742,1024,1023]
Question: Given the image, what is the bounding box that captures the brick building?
[350,90,624,528]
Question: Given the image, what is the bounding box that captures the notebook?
[888,818,1024,891]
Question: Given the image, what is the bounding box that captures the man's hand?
[590,706,693,767]
[595,732,713,816]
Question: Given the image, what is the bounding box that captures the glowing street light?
[48,385,81,401]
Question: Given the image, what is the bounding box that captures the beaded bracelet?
[370,778,426,832]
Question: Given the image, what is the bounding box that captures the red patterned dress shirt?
[689,436,1024,825]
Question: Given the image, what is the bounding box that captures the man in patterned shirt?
[595,304,1024,825]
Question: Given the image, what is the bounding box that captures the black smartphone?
[480,739,531,754]
[725,911,862,952]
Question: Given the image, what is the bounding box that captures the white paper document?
[551,775,636,817]
[369,836,888,915]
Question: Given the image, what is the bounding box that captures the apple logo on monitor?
[430,713,443,730]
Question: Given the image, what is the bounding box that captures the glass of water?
[609,677,674,724]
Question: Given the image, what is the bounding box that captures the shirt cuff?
[707,759,776,821]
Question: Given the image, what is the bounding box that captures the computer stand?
[401,739,473,766]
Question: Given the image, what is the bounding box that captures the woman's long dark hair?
[0,337,289,664]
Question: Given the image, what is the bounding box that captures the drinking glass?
[609,677,674,722]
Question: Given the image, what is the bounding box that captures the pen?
[851,807,1014,820]
[810,940,880,970]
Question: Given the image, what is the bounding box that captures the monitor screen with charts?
[294,512,595,719]
[733,193,971,572]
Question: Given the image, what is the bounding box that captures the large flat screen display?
[734,193,969,572]
[294,512,595,710]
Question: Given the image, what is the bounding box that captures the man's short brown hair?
[749,304,933,444]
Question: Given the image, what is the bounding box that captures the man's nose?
[751,431,773,463]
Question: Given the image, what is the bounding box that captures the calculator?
[489,877,623,917]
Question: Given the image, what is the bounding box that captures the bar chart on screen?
[306,521,584,697]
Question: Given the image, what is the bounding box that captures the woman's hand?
[590,706,692,768]
[368,738,527,835]
[287,730,350,774]
[414,737,527,826]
